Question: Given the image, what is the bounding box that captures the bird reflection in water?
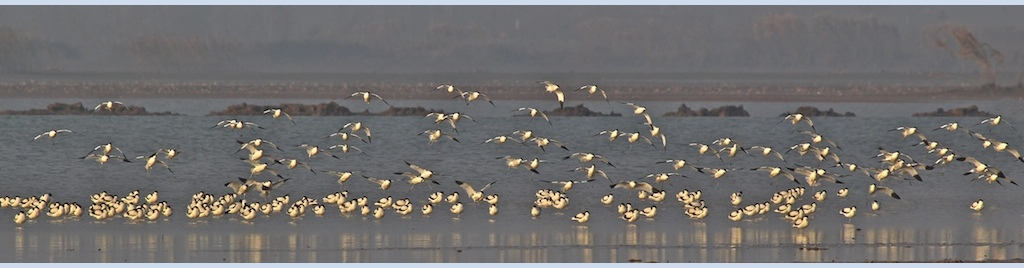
[842,223,856,244]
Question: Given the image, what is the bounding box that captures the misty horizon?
[0,6,1018,81]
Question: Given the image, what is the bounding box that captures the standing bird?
[347,91,391,106]
[840,206,857,221]
[571,211,590,223]
[970,199,984,212]
[262,108,296,125]
[577,85,609,103]
[837,188,849,198]
[450,202,464,217]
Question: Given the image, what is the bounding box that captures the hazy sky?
[0,6,1021,75]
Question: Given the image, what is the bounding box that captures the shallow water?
[2,99,1024,262]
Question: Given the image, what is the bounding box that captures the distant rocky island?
[663,104,749,117]
[541,104,621,116]
[912,105,993,117]
[780,106,856,117]
[0,102,179,115]
[207,102,443,116]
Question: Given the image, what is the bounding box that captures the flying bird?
[539,81,565,109]
[32,129,75,142]
[457,91,495,107]
[622,102,652,125]
[779,113,815,132]
[94,101,129,112]
[347,91,391,106]
[262,108,296,125]
[515,107,552,126]
[577,85,609,103]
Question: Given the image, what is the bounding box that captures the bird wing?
[635,182,656,193]
[479,180,498,192]
[226,180,247,193]
[371,93,391,106]
[459,113,477,123]
[970,131,987,141]
[111,147,129,159]
[593,154,614,166]
[406,162,429,176]
[479,93,495,107]
[610,181,632,189]
[876,187,901,199]
[455,180,479,197]
[640,135,654,145]
[769,151,786,162]
[362,128,372,143]
[268,178,290,189]
[1006,147,1023,160]
[539,111,551,125]
[364,175,387,186]
[596,169,610,182]
[779,171,798,184]
[282,111,295,125]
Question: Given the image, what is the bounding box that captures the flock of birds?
[8,82,1023,231]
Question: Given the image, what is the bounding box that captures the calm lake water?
[1,98,1024,262]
